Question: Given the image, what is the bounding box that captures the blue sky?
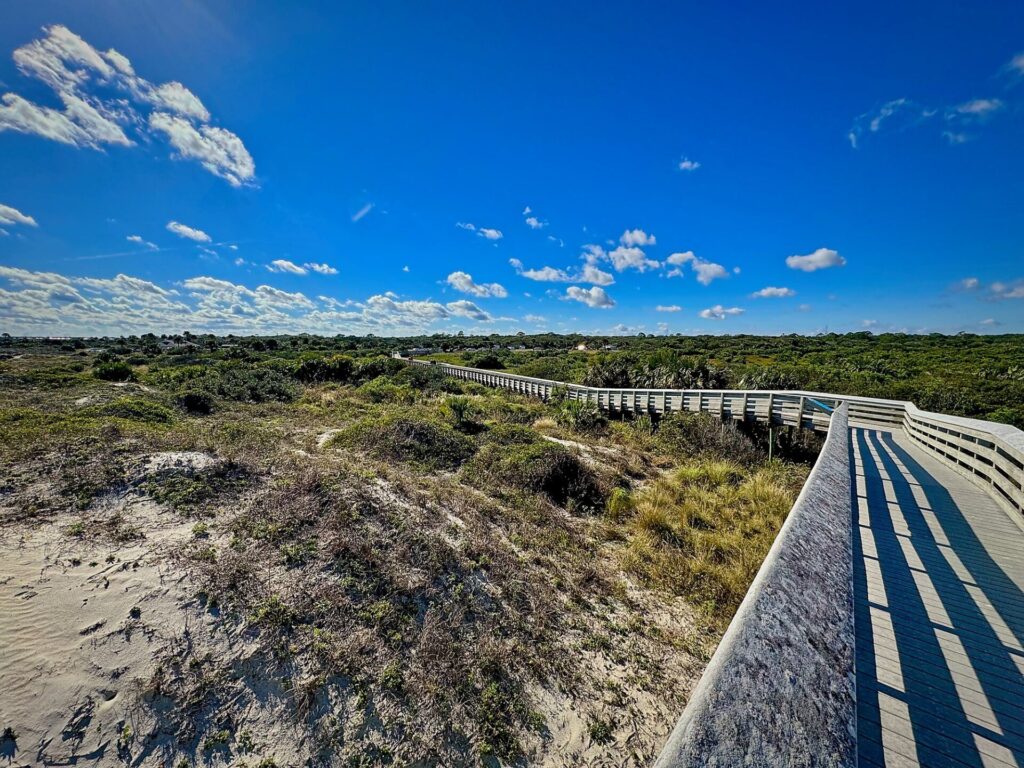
[0,1,1022,336]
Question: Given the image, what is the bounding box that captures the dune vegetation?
[0,337,814,767]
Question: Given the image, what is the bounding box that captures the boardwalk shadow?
[853,428,1024,767]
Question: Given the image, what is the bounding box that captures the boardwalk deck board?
[853,427,1024,768]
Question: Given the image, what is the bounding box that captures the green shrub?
[353,356,406,382]
[605,487,634,521]
[443,396,476,428]
[93,361,135,382]
[333,415,476,470]
[217,366,297,403]
[556,399,605,433]
[293,354,355,384]
[356,377,414,404]
[465,439,604,510]
[175,387,216,415]
[96,397,174,424]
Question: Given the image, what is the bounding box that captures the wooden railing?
[407,358,1024,520]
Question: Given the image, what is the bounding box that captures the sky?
[0,1,1022,337]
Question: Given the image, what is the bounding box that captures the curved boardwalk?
[852,426,1024,767]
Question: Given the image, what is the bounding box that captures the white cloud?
[620,228,656,247]
[150,82,209,122]
[678,158,700,171]
[166,220,211,242]
[786,247,846,272]
[991,281,1024,300]
[862,319,878,328]
[351,203,374,222]
[0,266,502,335]
[456,222,503,240]
[951,98,1003,117]
[525,216,545,229]
[0,25,254,185]
[0,203,37,227]
[402,265,410,272]
[149,112,255,187]
[126,234,158,250]
[666,251,729,284]
[751,286,796,298]
[848,98,934,148]
[509,258,614,286]
[699,304,744,320]
[958,277,979,290]
[564,285,615,309]
[524,314,546,323]
[656,304,681,312]
[267,259,308,275]
[598,245,660,273]
[305,262,338,275]
[1005,52,1024,77]
[446,271,508,298]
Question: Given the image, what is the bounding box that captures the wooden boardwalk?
[852,426,1024,768]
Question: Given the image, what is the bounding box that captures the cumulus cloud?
[267,259,307,275]
[0,25,255,185]
[957,277,980,290]
[786,247,846,272]
[678,158,700,171]
[620,228,656,247]
[509,258,614,286]
[0,266,504,335]
[166,220,211,242]
[0,203,37,227]
[305,262,338,275]
[656,304,681,312]
[751,286,796,298]
[588,244,660,273]
[699,304,744,320]
[446,271,508,298]
[126,234,158,250]
[666,251,729,284]
[564,285,615,309]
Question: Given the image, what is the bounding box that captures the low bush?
[465,435,604,510]
[357,377,415,404]
[293,354,355,384]
[217,366,297,403]
[556,399,605,434]
[93,361,135,382]
[95,397,174,424]
[333,415,476,470]
[175,387,216,415]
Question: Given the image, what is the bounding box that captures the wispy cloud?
[656,304,681,312]
[305,262,338,275]
[0,203,37,227]
[0,25,255,185]
[351,203,374,222]
[678,158,701,171]
[127,234,158,250]
[456,221,503,241]
[267,259,307,275]
[166,220,211,242]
